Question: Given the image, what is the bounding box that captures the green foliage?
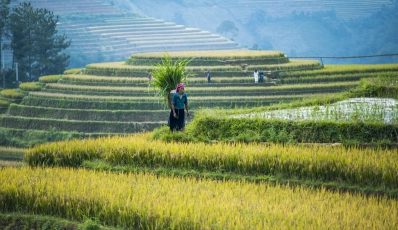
[19,82,42,91]
[0,213,119,230]
[0,98,8,107]
[186,112,398,145]
[0,88,25,99]
[0,116,162,133]
[151,52,192,105]
[8,104,168,122]
[64,68,83,74]
[9,2,70,81]
[0,1,10,42]
[81,219,101,230]
[0,213,78,230]
[39,75,62,83]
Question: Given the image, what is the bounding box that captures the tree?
[9,2,70,82]
[0,0,10,88]
[216,20,239,38]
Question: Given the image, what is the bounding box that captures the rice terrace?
[0,48,397,229]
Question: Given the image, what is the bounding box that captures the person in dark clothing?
[169,83,190,131]
[206,69,211,83]
[259,71,264,83]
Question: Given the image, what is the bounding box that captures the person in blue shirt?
[170,83,190,131]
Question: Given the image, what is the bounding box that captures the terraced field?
[1,50,398,147]
[1,50,398,229]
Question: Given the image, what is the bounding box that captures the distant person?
[205,69,211,83]
[148,72,153,85]
[170,83,190,132]
[259,71,264,83]
[254,69,259,83]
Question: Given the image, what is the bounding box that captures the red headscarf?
[176,83,185,92]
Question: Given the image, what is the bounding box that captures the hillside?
[129,0,397,64]
[6,0,240,68]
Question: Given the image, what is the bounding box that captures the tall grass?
[26,133,398,188]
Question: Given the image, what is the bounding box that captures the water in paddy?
[238,98,398,124]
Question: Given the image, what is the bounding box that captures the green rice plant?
[61,74,146,84]
[246,60,321,72]
[0,116,163,134]
[150,52,192,105]
[7,104,169,122]
[39,75,62,83]
[1,167,397,229]
[0,146,26,159]
[128,50,285,59]
[19,82,42,92]
[350,73,398,99]
[0,89,25,99]
[279,63,398,78]
[27,91,308,102]
[63,68,83,74]
[0,98,9,108]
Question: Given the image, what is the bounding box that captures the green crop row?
[27,91,309,102]
[44,82,358,95]
[281,72,382,84]
[21,95,302,110]
[61,74,148,83]
[63,68,83,75]
[278,64,398,78]
[85,62,242,72]
[40,88,151,97]
[59,74,363,87]
[127,50,286,60]
[19,82,43,92]
[83,60,321,77]
[0,116,162,133]
[246,60,321,72]
[57,79,148,87]
[38,75,63,83]
[350,76,398,99]
[0,127,120,148]
[0,98,9,108]
[126,56,289,66]
[41,82,357,97]
[187,113,398,144]
[7,104,169,122]
[83,67,249,77]
[0,89,26,99]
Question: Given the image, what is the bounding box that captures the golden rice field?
[26,133,398,188]
[1,167,397,229]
